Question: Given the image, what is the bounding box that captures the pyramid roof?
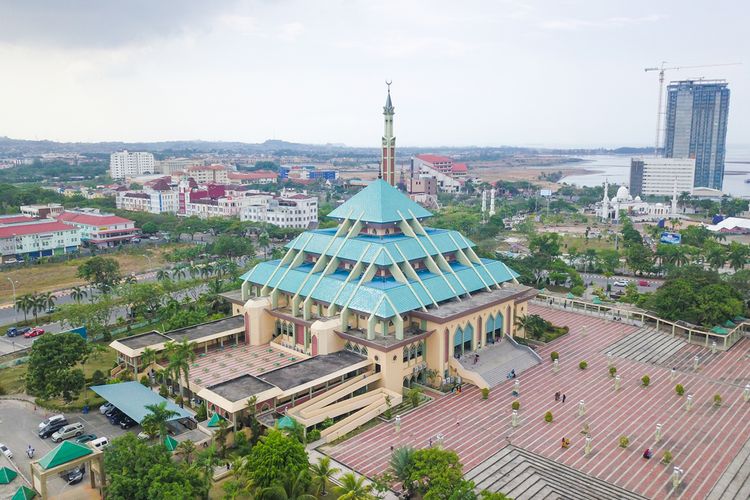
[11,486,36,500]
[38,441,92,470]
[327,180,432,223]
[207,413,226,428]
[164,435,179,452]
[0,466,17,484]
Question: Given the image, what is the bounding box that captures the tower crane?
[644,62,741,156]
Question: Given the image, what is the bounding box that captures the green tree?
[210,235,254,261]
[335,472,373,500]
[406,386,423,409]
[58,296,116,341]
[15,293,33,322]
[26,333,88,402]
[141,221,158,234]
[142,401,179,442]
[243,428,309,488]
[310,456,339,496]
[77,256,122,292]
[409,448,467,500]
[727,241,749,271]
[529,233,562,260]
[164,338,196,405]
[704,241,727,270]
[389,446,415,494]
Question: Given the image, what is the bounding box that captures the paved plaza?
[327,305,750,498]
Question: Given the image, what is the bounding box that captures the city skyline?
[0,0,747,147]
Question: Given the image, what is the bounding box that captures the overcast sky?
[0,0,747,148]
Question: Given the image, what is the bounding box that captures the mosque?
[110,85,536,441]
[598,179,678,222]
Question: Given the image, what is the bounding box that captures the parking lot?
[0,399,128,498]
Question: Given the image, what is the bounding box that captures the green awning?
[11,486,37,500]
[566,292,575,299]
[710,326,729,335]
[207,413,226,428]
[38,441,92,470]
[277,416,295,429]
[592,296,603,304]
[724,320,737,328]
[733,316,747,323]
[164,435,179,452]
[0,467,18,484]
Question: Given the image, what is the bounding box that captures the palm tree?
[41,292,55,317]
[123,274,137,285]
[30,293,46,323]
[15,294,33,323]
[215,417,231,457]
[310,456,339,496]
[705,243,727,270]
[142,401,179,442]
[335,473,373,500]
[195,444,221,499]
[70,286,87,304]
[141,347,158,375]
[258,470,317,500]
[188,265,200,280]
[259,232,270,258]
[176,439,196,465]
[156,269,171,282]
[165,338,196,405]
[727,241,749,271]
[389,446,414,494]
[172,266,187,281]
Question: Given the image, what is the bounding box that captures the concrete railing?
[535,293,750,351]
[321,389,402,443]
[505,334,543,363]
[448,357,490,390]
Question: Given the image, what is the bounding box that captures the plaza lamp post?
[578,400,586,417]
[607,352,613,367]
[693,355,700,371]
[511,410,519,428]
[553,358,559,373]
[394,415,401,434]
[670,368,677,382]
[614,375,621,391]
[685,394,693,411]
[711,340,717,354]
[744,384,750,402]
[655,423,662,442]
[584,435,592,456]
[671,467,684,489]
[513,379,520,396]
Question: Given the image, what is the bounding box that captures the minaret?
[381,81,396,186]
[600,179,610,220]
[489,188,496,217]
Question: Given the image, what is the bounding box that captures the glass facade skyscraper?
[663,80,730,190]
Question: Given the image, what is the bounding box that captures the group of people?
[561,437,571,449]
[26,445,35,459]
[506,369,517,379]
[554,391,567,403]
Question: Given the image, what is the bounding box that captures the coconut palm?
[195,444,222,499]
[156,269,171,282]
[30,293,46,323]
[176,439,196,465]
[70,286,87,303]
[258,470,317,500]
[141,347,158,374]
[310,456,339,496]
[727,241,749,271]
[41,292,55,316]
[142,401,179,441]
[335,473,373,500]
[172,266,187,281]
[705,243,727,270]
[389,446,415,494]
[15,294,33,322]
[165,338,196,405]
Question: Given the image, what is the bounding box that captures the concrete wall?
[243,297,274,345]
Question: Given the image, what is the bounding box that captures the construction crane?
[644,62,741,156]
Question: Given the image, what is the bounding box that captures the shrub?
[0,384,5,396]
[641,375,650,387]
[140,375,150,387]
[195,403,207,422]
[550,352,559,361]
[159,384,169,398]
[544,411,553,423]
[511,401,520,411]
[90,370,107,387]
[675,384,685,396]
[609,366,617,378]
[481,388,490,400]
[320,417,334,430]
[714,394,722,407]
[579,361,588,370]
[661,450,673,464]
[619,436,630,448]
[175,396,183,407]
[308,429,322,442]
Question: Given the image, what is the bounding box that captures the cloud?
[539,14,662,31]
[278,21,304,42]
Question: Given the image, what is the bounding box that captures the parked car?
[99,403,114,415]
[612,280,629,287]
[39,418,69,439]
[0,443,12,459]
[75,434,97,444]
[23,327,45,338]
[89,437,110,450]
[6,326,31,337]
[119,417,137,429]
[60,464,85,485]
[137,431,153,441]
[51,422,85,443]
[638,280,650,287]
[104,406,120,418]
[108,412,126,426]
[39,414,66,430]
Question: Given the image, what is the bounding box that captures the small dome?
[616,185,630,201]
[634,196,642,202]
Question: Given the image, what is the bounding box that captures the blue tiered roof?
[241,180,519,318]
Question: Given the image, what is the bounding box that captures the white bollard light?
[693,355,700,371]
[686,394,693,411]
[514,379,520,395]
[670,368,677,382]
[655,423,662,442]
[511,410,519,427]
[744,384,750,402]
[614,374,621,391]
[553,358,559,373]
[394,415,401,433]
[672,467,683,489]
[607,352,613,367]
[584,435,592,456]
[578,400,585,417]
[711,340,717,354]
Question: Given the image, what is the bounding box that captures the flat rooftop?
[117,331,172,349]
[207,374,274,403]
[412,284,536,321]
[259,351,367,391]
[219,289,244,305]
[166,315,244,342]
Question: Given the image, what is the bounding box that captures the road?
[580,273,663,293]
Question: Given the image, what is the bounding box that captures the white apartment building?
[184,165,230,184]
[240,193,318,228]
[0,220,81,262]
[116,189,180,214]
[110,151,156,179]
[156,158,200,175]
[630,157,696,197]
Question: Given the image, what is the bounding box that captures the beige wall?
[244,297,274,345]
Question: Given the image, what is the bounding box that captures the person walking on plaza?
[555,391,560,401]
[562,394,567,403]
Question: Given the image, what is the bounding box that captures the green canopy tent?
[733,316,747,323]
[723,320,737,328]
[0,467,18,484]
[566,292,575,299]
[592,296,603,305]
[207,413,227,428]
[164,435,179,452]
[11,486,37,500]
[710,326,729,335]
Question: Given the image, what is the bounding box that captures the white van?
[51,422,85,443]
[89,437,110,450]
[38,414,66,430]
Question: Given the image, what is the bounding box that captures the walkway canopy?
[91,382,191,423]
[38,442,91,470]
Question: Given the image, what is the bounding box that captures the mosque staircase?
[455,336,542,389]
[319,389,402,443]
[290,371,381,415]
[465,446,646,500]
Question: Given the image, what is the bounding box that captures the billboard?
[539,189,552,197]
[660,232,682,245]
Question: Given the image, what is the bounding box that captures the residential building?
[279,166,337,182]
[240,192,318,228]
[109,180,534,439]
[116,178,180,214]
[412,154,464,193]
[664,80,730,190]
[156,158,200,175]
[629,158,696,197]
[0,219,81,262]
[19,203,65,219]
[184,165,230,184]
[227,171,278,184]
[56,209,137,247]
[109,151,155,179]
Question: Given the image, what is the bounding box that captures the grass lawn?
[0,344,117,402]
[562,234,617,252]
[0,243,191,303]
[209,477,338,499]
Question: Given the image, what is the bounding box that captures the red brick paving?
[189,343,301,387]
[327,305,750,499]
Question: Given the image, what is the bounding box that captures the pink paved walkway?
[189,343,301,387]
[327,305,750,499]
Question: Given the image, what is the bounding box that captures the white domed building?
[599,179,678,222]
